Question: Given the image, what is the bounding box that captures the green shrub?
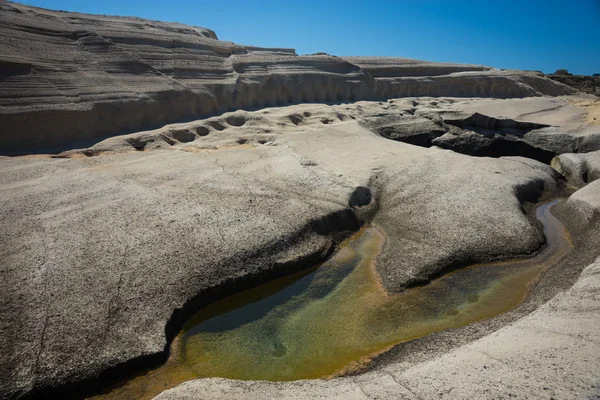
[554,69,572,75]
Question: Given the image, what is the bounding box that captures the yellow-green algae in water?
[98,200,572,399]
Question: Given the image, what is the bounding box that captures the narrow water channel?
[95,199,572,400]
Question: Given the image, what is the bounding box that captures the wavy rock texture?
[0,1,576,153]
[1,3,598,399]
[0,99,564,399]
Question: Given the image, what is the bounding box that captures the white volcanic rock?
[0,1,576,153]
[0,99,565,398]
[552,150,600,186]
[0,2,598,399]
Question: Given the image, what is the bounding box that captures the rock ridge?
[0,1,577,153]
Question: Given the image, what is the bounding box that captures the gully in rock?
[92,199,572,400]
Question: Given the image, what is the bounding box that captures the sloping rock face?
[0,1,576,153]
[0,100,563,399]
[0,146,361,399]
[547,74,600,96]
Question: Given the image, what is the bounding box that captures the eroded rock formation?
[364,107,600,164]
[0,1,576,153]
[551,150,600,187]
[0,97,572,398]
[2,2,600,400]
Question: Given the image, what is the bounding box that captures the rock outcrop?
[547,74,600,96]
[0,99,564,398]
[551,150,600,187]
[0,1,576,154]
[1,3,599,400]
[362,110,600,164]
[360,114,447,147]
[431,113,557,163]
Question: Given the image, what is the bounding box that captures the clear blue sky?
[16,0,600,75]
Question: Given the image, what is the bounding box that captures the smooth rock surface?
[556,180,600,230]
[552,150,600,186]
[0,99,563,398]
[154,142,600,399]
[0,147,357,398]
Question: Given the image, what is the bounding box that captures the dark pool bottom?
[96,199,572,400]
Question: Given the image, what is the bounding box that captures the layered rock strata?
[0,1,576,153]
[1,2,599,399]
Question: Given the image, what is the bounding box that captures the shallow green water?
[97,199,572,400]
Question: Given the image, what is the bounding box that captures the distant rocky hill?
[546,74,600,96]
[0,1,576,153]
